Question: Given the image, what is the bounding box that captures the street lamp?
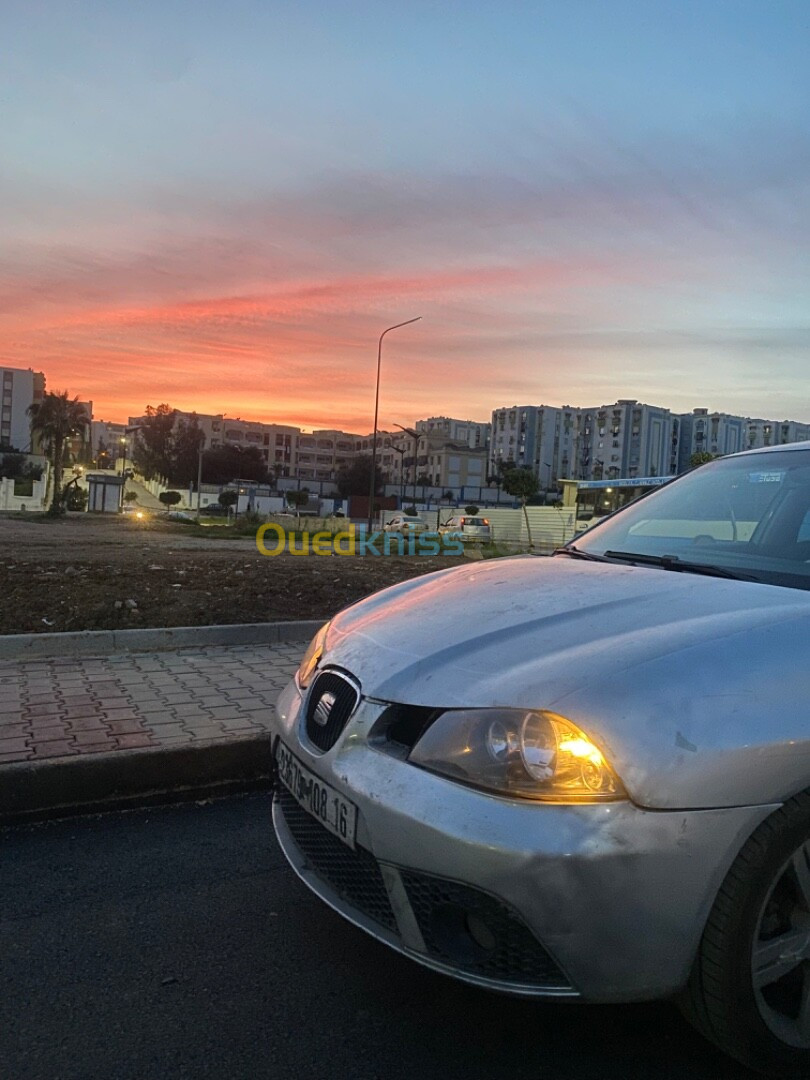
[394,424,420,505]
[367,317,421,531]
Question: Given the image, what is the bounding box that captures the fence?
[380,506,577,552]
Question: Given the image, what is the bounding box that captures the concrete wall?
[0,475,48,511]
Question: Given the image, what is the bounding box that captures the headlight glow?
[408,708,624,801]
[295,622,330,689]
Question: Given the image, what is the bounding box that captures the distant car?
[439,514,492,542]
[167,509,194,522]
[121,505,148,520]
[383,515,428,534]
[271,442,810,1077]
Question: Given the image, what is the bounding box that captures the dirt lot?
[0,515,463,634]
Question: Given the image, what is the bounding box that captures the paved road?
[1,795,751,1080]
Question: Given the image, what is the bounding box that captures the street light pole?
[195,438,204,520]
[367,317,421,532]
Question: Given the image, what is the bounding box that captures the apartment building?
[90,420,129,467]
[0,366,45,450]
[745,417,810,450]
[415,416,491,450]
[677,409,747,471]
[490,404,578,487]
[575,400,678,480]
[490,400,678,485]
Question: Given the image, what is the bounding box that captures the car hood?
[324,556,810,808]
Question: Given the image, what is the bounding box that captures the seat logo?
[313,691,337,727]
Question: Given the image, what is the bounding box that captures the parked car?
[271,442,810,1076]
[382,514,428,534]
[439,514,492,542]
[121,504,148,520]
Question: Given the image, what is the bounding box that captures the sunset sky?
[1,1,809,430]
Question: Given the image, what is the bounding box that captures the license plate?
[275,740,358,850]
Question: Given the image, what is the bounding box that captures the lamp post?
[367,317,421,532]
[394,423,419,505]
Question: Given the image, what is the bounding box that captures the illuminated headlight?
[295,622,330,690]
[408,708,624,801]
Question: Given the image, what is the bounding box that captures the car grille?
[304,670,359,753]
[277,790,570,991]
[400,870,570,988]
[276,788,397,932]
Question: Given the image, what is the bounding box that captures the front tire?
[682,792,810,1076]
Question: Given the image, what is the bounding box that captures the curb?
[0,619,325,661]
[0,736,275,825]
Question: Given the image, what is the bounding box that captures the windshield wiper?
[553,545,613,562]
[602,551,757,581]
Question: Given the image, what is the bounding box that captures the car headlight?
[408,708,624,801]
[295,622,330,689]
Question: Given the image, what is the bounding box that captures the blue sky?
[1,0,808,428]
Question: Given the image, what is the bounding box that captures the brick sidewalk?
[0,641,306,765]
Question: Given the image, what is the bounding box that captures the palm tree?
[27,392,90,515]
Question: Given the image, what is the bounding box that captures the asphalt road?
[1,794,753,1080]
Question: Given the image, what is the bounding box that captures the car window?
[575,451,810,590]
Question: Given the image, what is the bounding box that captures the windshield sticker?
[748,471,785,484]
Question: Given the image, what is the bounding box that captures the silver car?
[439,514,492,542]
[271,442,810,1077]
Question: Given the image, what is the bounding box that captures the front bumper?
[271,676,776,1003]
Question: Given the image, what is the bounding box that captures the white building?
[745,417,810,450]
[0,366,45,451]
[677,409,747,470]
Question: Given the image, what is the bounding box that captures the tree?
[286,488,310,515]
[502,467,539,550]
[133,404,176,480]
[0,454,43,482]
[124,490,138,503]
[27,391,90,515]
[158,490,182,507]
[336,454,384,498]
[201,444,270,485]
[64,485,87,511]
[95,437,112,469]
[171,413,205,486]
[690,451,716,468]
[464,504,480,516]
[218,489,238,508]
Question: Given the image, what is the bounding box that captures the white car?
[439,514,492,542]
[383,515,428,534]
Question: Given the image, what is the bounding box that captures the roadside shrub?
[464,504,480,515]
[158,490,182,507]
[64,487,88,511]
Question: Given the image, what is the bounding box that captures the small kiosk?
[86,473,126,513]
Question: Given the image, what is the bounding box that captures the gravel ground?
[0,514,461,634]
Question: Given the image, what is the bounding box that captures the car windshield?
[570,449,810,591]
